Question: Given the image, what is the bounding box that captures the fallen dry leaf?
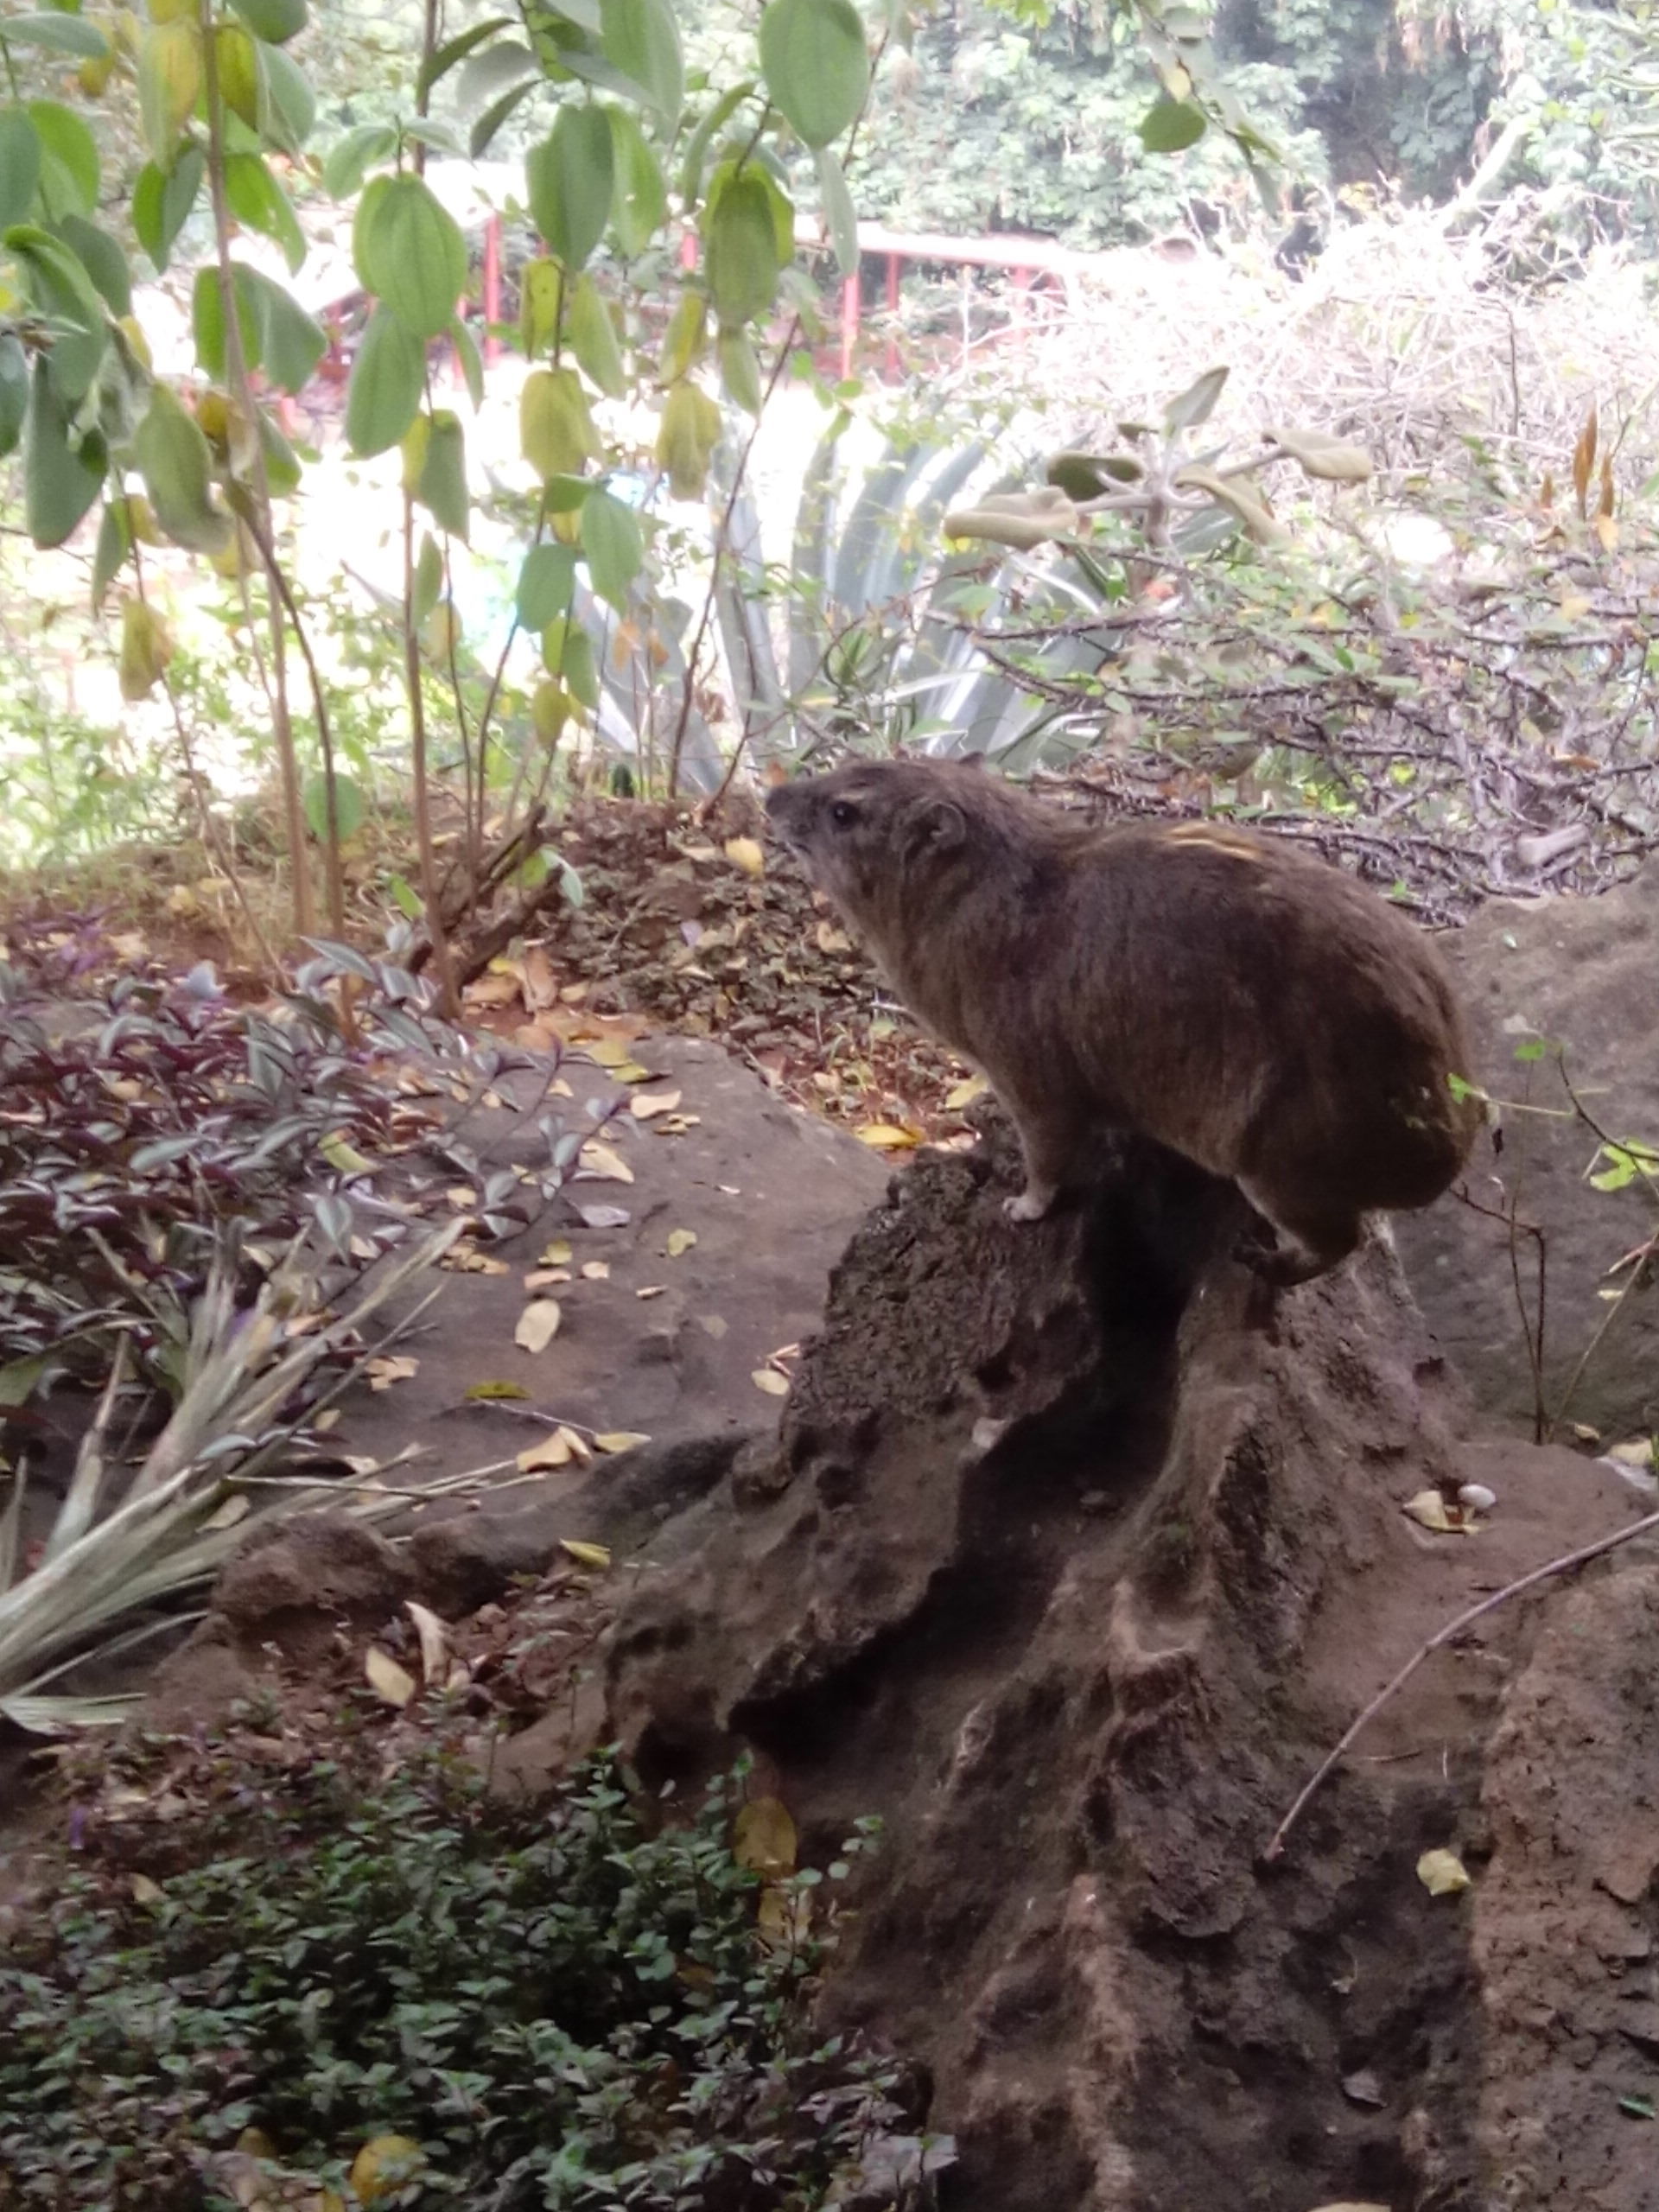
[1402,1490,1479,1535]
[757,1882,812,1950]
[856,1122,922,1151]
[733,1796,798,1875]
[130,1872,164,1905]
[657,1113,701,1134]
[365,1647,416,1707]
[752,1368,790,1396]
[636,1284,666,1300]
[465,1379,531,1401]
[584,1038,634,1069]
[944,1075,989,1110]
[514,1299,563,1353]
[631,1088,683,1120]
[405,1600,448,1684]
[579,1139,635,1185]
[560,1537,612,1570]
[539,1238,574,1266]
[724,835,765,876]
[581,1260,610,1281]
[524,1268,573,1290]
[1417,1847,1471,1897]
[365,1355,419,1392]
[612,1060,653,1084]
[518,1431,576,1471]
[666,1229,697,1258]
[595,1430,651,1452]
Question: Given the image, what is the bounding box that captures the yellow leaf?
[581,1260,610,1281]
[515,1299,563,1353]
[666,1229,697,1258]
[579,1140,635,1184]
[632,1088,683,1119]
[1593,512,1618,553]
[856,1122,921,1150]
[609,1059,653,1084]
[320,1132,376,1177]
[131,1872,163,1904]
[517,1431,575,1471]
[365,1354,418,1392]
[944,1076,988,1111]
[724,835,766,876]
[815,920,851,954]
[752,1368,790,1396]
[524,1268,573,1289]
[365,1647,416,1707]
[350,2136,425,2205]
[1402,1490,1479,1535]
[757,1881,812,1949]
[1608,1439,1656,1468]
[405,1600,448,1684]
[586,1038,632,1067]
[560,1537,612,1570]
[595,1430,651,1452]
[540,1237,574,1266]
[465,1379,531,1401]
[1416,1847,1471,1897]
[734,1796,798,1875]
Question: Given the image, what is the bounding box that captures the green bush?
[0,1740,932,2209]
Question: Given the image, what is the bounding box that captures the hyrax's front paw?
[1003,1185,1054,1224]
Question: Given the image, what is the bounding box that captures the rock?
[1475,1565,1659,2209]
[407,1430,752,1614]
[1396,860,1659,1438]
[602,1117,1650,2211]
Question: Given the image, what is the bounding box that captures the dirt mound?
[603,1116,1656,2212]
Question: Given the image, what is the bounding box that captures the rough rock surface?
[603,1119,1655,2212]
[1396,858,1659,1439]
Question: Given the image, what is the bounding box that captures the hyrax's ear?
[902,798,967,859]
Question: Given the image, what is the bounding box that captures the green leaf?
[607,106,666,256]
[0,328,27,460]
[518,542,576,628]
[814,144,857,276]
[1138,94,1206,152]
[258,41,316,153]
[192,264,256,378]
[2,12,110,59]
[344,302,424,457]
[717,325,761,413]
[131,145,205,273]
[7,222,106,402]
[92,498,129,610]
[358,172,467,339]
[415,408,469,539]
[322,121,397,202]
[581,488,643,609]
[302,770,365,842]
[257,403,301,494]
[224,152,305,273]
[1173,461,1289,544]
[29,100,99,220]
[1268,424,1373,483]
[50,217,127,322]
[527,105,614,272]
[137,22,200,168]
[455,39,539,112]
[411,530,443,626]
[470,76,536,158]
[0,108,41,231]
[135,382,232,554]
[703,169,779,329]
[387,871,424,920]
[542,614,598,709]
[451,315,484,410]
[227,0,308,45]
[678,82,752,208]
[23,353,105,547]
[567,275,626,397]
[236,264,326,392]
[759,0,869,149]
[1163,365,1229,433]
[600,0,683,124]
[417,13,512,96]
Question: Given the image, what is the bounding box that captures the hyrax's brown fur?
[766,757,1482,1285]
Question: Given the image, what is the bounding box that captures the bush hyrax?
[766,757,1482,1285]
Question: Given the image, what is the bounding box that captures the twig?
[1264,1503,1659,1862]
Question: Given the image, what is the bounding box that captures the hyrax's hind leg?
[1001,1095,1091,1224]
[1235,1178,1364,1287]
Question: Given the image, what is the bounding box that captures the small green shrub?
[0,1740,935,2210]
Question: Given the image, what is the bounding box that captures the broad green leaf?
[718,326,761,413]
[758,0,869,149]
[451,315,484,409]
[658,291,706,381]
[1173,462,1290,544]
[54,214,129,316]
[942,486,1079,550]
[581,487,643,608]
[541,613,598,709]
[607,107,666,256]
[356,172,467,339]
[567,275,626,397]
[519,256,562,354]
[303,770,365,842]
[192,264,257,379]
[1163,365,1229,433]
[135,382,232,553]
[411,530,443,626]
[2,12,110,59]
[215,22,261,127]
[519,365,600,478]
[259,42,316,152]
[402,118,465,159]
[0,108,41,230]
[455,40,538,112]
[227,0,308,44]
[0,329,28,460]
[7,223,106,401]
[225,151,304,272]
[418,14,513,96]
[1139,94,1206,152]
[257,403,301,494]
[23,354,105,546]
[131,145,205,272]
[137,22,200,167]
[678,82,752,208]
[814,144,857,276]
[470,76,536,157]
[322,121,397,201]
[703,169,779,328]
[654,377,720,499]
[92,498,130,610]
[237,263,326,391]
[1268,424,1373,482]
[344,302,424,456]
[414,408,469,538]
[29,100,98,219]
[526,105,614,271]
[517,541,576,627]
[1046,449,1141,497]
[600,0,683,124]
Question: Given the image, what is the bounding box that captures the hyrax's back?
[1062,818,1478,1273]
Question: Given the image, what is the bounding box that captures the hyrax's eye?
[830,800,858,829]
